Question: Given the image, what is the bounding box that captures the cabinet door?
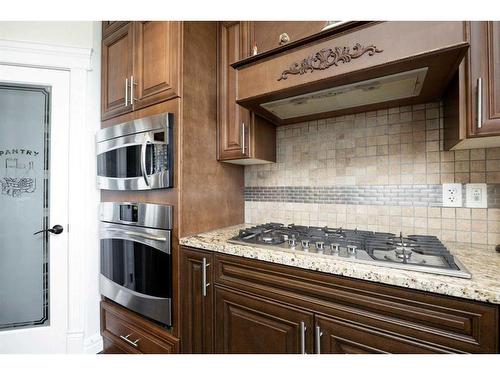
[180,247,214,353]
[101,23,134,121]
[215,286,314,354]
[469,21,500,136]
[132,21,180,110]
[102,21,129,38]
[217,21,252,160]
[314,315,450,354]
[251,21,327,53]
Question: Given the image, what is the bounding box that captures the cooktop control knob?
[288,238,296,248]
[301,239,310,251]
[330,243,339,255]
[347,245,357,257]
[315,241,325,253]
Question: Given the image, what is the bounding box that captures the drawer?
[214,253,499,353]
[101,300,179,354]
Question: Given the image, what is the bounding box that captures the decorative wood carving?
[277,43,383,81]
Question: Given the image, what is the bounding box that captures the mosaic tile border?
[245,184,500,208]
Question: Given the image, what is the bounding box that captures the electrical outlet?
[442,183,462,207]
[466,183,487,208]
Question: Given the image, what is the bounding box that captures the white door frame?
[0,38,101,353]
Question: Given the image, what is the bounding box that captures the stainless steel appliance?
[229,223,471,279]
[99,202,173,326]
[96,113,173,190]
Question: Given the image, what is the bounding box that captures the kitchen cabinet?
[101,21,180,121]
[180,247,214,353]
[314,315,449,354]
[445,21,500,149]
[214,286,314,354]
[179,245,499,354]
[102,21,129,38]
[100,299,180,354]
[251,21,328,53]
[101,22,134,120]
[217,21,276,164]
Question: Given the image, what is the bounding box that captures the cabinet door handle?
[131,75,138,104]
[315,325,323,354]
[202,257,210,297]
[477,77,483,129]
[241,122,246,155]
[125,77,128,107]
[300,321,307,354]
[120,333,140,348]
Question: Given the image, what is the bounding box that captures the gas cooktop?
[228,223,471,279]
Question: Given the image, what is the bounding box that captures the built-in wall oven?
[99,202,173,326]
[96,113,173,190]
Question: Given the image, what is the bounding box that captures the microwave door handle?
[140,136,152,187]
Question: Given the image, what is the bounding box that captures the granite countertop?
[180,224,500,305]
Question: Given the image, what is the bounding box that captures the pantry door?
[0,65,70,353]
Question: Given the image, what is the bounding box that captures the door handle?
[202,257,211,297]
[315,325,323,354]
[125,77,129,106]
[477,77,483,129]
[33,224,64,236]
[300,321,307,354]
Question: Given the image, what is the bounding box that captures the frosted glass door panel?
[0,84,50,330]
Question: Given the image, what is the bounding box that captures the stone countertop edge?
[179,224,500,305]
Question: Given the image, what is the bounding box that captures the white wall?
[0,22,94,48]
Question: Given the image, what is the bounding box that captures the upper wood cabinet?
[101,21,181,121]
[251,21,327,53]
[445,21,500,149]
[217,21,276,164]
[101,23,134,120]
[469,22,500,137]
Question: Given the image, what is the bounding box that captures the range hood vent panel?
[260,67,428,120]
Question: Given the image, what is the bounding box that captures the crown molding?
[0,38,92,70]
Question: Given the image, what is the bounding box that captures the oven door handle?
[140,135,152,187]
[103,228,167,242]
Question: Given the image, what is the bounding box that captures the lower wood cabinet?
[314,315,450,354]
[214,286,313,354]
[101,299,180,354]
[180,246,499,354]
[180,247,214,353]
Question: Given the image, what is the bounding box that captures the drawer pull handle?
[120,333,140,348]
[300,321,307,354]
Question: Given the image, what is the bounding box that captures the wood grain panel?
[181,21,244,236]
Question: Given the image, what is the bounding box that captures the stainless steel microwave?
[96,113,173,190]
[99,202,173,326]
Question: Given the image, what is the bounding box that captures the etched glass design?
[0,84,50,330]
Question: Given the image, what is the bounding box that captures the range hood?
[261,68,428,120]
[232,22,469,125]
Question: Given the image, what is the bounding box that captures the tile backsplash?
[244,102,500,245]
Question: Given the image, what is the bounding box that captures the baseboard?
[84,333,103,354]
